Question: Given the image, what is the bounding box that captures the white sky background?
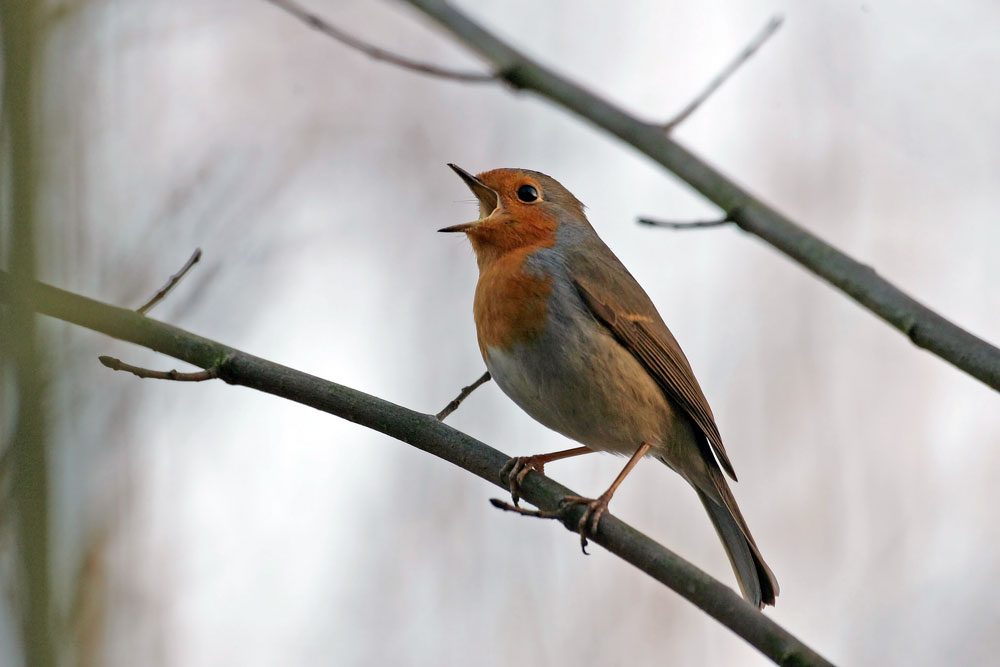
[4,0,999,665]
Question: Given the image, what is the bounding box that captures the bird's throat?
[473,247,554,355]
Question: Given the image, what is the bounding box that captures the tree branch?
[662,16,783,132]
[262,0,494,83]
[399,0,1000,393]
[98,355,219,381]
[638,216,733,230]
[436,370,491,420]
[136,247,202,314]
[0,270,834,667]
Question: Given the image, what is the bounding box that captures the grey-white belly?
[483,315,689,457]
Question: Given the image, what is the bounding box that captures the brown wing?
[573,277,737,481]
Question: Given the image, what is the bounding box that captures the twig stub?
[136,248,202,315]
[436,371,491,421]
[98,355,218,382]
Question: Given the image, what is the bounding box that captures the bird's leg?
[559,442,652,554]
[500,446,594,506]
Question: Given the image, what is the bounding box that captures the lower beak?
[439,163,500,233]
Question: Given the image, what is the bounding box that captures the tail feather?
[695,485,778,608]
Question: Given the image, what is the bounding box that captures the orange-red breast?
[440,164,778,608]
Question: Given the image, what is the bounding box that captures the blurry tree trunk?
[1,2,55,665]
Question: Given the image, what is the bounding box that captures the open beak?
[438,163,500,233]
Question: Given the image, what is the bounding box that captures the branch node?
[497,63,528,90]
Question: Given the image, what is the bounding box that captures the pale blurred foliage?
[2,0,999,665]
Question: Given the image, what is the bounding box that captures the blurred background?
[2,1,999,665]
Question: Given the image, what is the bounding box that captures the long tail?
[694,484,778,608]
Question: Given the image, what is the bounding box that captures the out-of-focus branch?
[0,270,835,667]
[638,216,733,230]
[662,16,783,132]
[399,0,1000,393]
[436,370,491,420]
[0,2,56,666]
[136,247,202,314]
[262,0,494,83]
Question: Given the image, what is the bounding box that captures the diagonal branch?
[436,370,491,420]
[136,247,202,314]
[262,0,494,83]
[662,16,783,132]
[399,0,1000,393]
[0,270,834,667]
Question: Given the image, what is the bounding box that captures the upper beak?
[438,163,499,233]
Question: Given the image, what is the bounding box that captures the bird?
[439,164,778,608]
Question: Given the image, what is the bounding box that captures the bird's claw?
[557,494,611,554]
[500,456,546,506]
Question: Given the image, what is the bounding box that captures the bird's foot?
[557,494,612,555]
[499,455,547,506]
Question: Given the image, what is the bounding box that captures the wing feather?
[573,277,737,480]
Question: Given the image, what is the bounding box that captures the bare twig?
[136,248,202,315]
[1,270,834,667]
[401,0,1000,392]
[638,216,732,230]
[436,370,491,420]
[262,0,494,83]
[490,497,556,518]
[662,16,783,132]
[98,355,219,382]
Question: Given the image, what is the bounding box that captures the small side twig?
[662,15,783,132]
[262,0,495,83]
[490,498,601,554]
[637,216,733,230]
[436,371,491,420]
[490,497,558,519]
[136,248,202,314]
[98,355,218,382]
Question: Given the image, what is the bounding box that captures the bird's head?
[440,164,587,265]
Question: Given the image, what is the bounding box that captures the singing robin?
[440,164,778,608]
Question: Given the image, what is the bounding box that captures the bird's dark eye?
[516,184,539,203]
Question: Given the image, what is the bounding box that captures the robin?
[439,164,778,608]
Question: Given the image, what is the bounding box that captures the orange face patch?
[460,170,558,262]
[460,169,566,353]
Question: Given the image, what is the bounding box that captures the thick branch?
[0,270,834,667]
[401,0,1000,393]
[262,0,493,83]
